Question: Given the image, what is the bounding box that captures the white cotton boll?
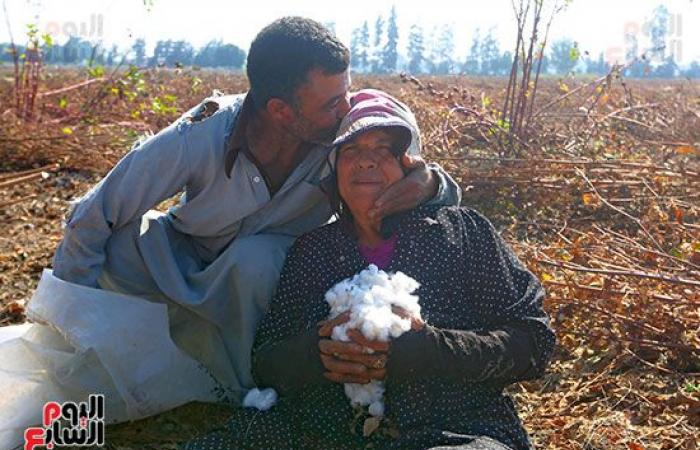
[389,317,412,339]
[344,381,385,407]
[344,383,371,406]
[360,306,394,341]
[392,271,421,292]
[325,264,421,417]
[368,400,385,417]
[243,388,278,411]
[331,325,350,342]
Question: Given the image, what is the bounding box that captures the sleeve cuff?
[386,323,540,386]
[385,325,440,381]
[252,328,326,395]
[424,163,461,207]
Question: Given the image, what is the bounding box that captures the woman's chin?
[350,183,385,198]
[344,186,384,214]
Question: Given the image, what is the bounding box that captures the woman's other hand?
[317,313,388,383]
[391,305,425,331]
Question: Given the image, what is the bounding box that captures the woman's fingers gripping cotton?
[366,368,386,381]
[323,371,371,384]
[391,305,425,331]
[346,329,390,352]
[318,338,368,357]
[334,351,388,369]
[318,311,351,337]
[319,353,368,376]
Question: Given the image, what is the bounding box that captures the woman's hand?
[317,313,389,384]
[391,305,425,331]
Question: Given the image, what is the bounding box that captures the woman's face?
[336,128,405,216]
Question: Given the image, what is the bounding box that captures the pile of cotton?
[243,264,421,416]
[324,264,422,417]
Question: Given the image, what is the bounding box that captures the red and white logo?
[24,394,105,450]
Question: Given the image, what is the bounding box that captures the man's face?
[287,68,352,146]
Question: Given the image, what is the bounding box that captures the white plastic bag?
[0,269,221,450]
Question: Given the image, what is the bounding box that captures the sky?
[1,0,699,66]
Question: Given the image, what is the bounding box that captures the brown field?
[0,67,698,449]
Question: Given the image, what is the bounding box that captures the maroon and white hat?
[328,89,421,169]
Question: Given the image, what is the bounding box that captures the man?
[51,17,461,403]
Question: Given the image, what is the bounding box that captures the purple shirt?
[358,234,398,269]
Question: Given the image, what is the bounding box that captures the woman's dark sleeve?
[387,208,556,388]
[251,234,327,396]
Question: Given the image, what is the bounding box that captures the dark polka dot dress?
[181,205,556,450]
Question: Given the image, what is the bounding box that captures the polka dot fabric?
[181,205,556,450]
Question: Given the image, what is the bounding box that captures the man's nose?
[336,95,351,119]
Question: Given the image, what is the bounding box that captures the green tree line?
[2,5,699,78]
[349,5,700,78]
[0,36,246,69]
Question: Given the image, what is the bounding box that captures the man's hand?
[369,154,438,221]
[317,313,389,384]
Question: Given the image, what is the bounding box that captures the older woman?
[182,91,556,450]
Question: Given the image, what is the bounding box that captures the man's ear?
[266,98,296,125]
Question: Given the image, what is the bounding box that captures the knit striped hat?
[327,89,421,169]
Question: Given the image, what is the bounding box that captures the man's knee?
[99,217,159,294]
[227,234,295,286]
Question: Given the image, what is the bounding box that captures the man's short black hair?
[246,17,350,110]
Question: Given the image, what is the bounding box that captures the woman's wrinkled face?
[336,128,405,215]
